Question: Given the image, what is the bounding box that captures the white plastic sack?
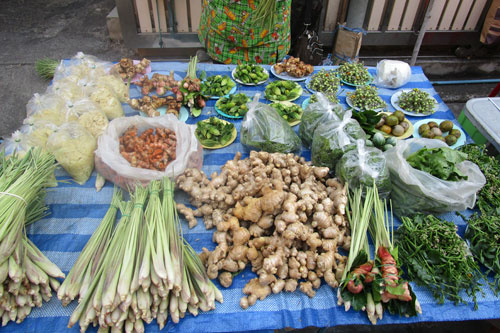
[95,115,203,190]
[1,131,29,157]
[374,60,411,89]
[385,138,486,216]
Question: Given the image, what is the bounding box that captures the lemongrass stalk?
[119,293,132,313]
[131,214,146,293]
[134,318,144,333]
[157,311,168,330]
[169,294,179,323]
[24,238,64,279]
[124,319,134,333]
[2,311,10,326]
[24,255,48,285]
[59,189,121,303]
[0,261,8,283]
[117,187,147,302]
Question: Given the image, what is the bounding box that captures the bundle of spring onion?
[62,178,222,332]
[0,148,64,326]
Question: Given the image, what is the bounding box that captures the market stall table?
[12,63,500,333]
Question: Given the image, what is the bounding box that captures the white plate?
[391,89,438,117]
[270,65,311,82]
[346,95,385,112]
[412,118,466,149]
[231,68,268,86]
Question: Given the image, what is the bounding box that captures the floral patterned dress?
[198,0,292,65]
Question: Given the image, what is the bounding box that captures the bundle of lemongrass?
[61,178,222,332]
[0,148,65,326]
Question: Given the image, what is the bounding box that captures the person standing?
[198,0,292,64]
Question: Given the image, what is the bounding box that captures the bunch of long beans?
[65,178,222,332]
[0,148,65,326]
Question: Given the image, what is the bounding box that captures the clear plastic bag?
[46,122,97,185]
[93,74,129,103]
[23,120,59,150]
[47,78,86,102]
[88,83,124,120]
[311,110,366,169]
[94,114,203,190]
[1,131,29,157]
[336,139,391,198]
[65,99,109,138]
[26,93,71,125]
[385,138,486,216]
[373,60,411,89]
[299,93,344,148]
[240,94,301,153]
[53,52,112,82]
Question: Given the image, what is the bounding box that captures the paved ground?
[0,1,499,330]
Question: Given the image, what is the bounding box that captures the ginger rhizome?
[176,151,350,308]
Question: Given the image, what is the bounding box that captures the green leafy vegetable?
[264,81,301,101]
[336,141,391,198]
[234,64,268,84]
[270,103,302,123]
[397,214,485,309]
[351,109,382,137]
[201,75,236,97]
[241,100,301,153]
[406,147,468,181]
[195,117,235,147]
[35,58,59,80]
[215,93,250,117]
[311,113,366,169]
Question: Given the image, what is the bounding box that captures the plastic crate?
[459,97,500,151]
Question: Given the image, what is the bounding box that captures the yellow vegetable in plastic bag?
[23,120,59,149]
[95,75,129,103]
[46,122,97,185]
[48,79,86,102]
[26,93,69,125]
[89,84,124,120]
[79,110,109,138]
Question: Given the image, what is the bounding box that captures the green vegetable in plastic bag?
[336,139,391,198]
[240,94,301,153]
[299,93,344,148]
[311,110,366,169]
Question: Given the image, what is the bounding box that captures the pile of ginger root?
[176,151,350,309]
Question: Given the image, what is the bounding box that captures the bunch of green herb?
[351,109,382,137]
[195,117,235,147]
[307,69,340,94]
[397,88,436,114]
[241,101,301,153]
[459,144,500,213]
[270,103,302,123]
[299,100,343,148]
[311,116,366,169]
[397,214,484,309]
[200,75,236,97]
[215,93,250,117]
[459,144,500,292]
[264,80,302,101]
[348,85,386,110]
[336,142,392,198]
[35,58,59,80]
[234,64,268,84]
[337,62,371,85]
[406,147,468,181]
